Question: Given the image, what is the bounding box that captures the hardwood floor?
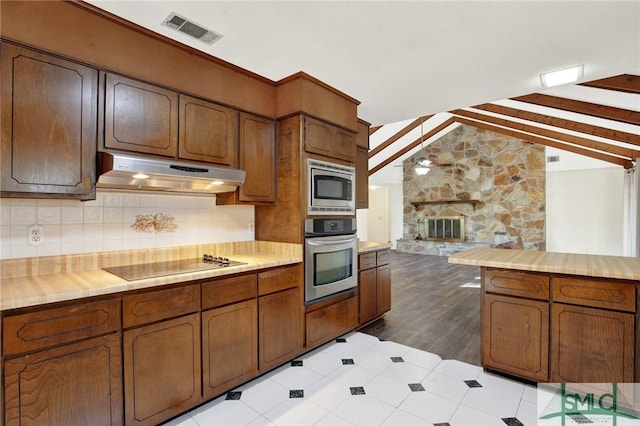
[358,251,482,366]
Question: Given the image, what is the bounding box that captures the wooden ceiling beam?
[511,93,640,126]
[368,115,433,158]
[369,125,383,135]
[368,117,455,176]
[579,74,640,94]
[472,103,640,148]
[453,116,634,169]
[451,109,640,160]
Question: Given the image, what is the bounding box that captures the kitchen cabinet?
[304,115,356,162]
[355,119,370,209]
[3,298,122,426]
[178,94,237,166]
[258,265,304,370]
[217,112,277,205]
[306,292,358,349]
[104,72,179,157]
[550,276,635,383]
[0,41,97,199]
[202,274,258,399]
[358,249,391,326]
[122,285,201,426]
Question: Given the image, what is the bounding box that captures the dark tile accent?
[226,391,242,400]
[567,413,593,424]
[341,358,355,365]
[433,423,451,426]
[336,338,347,343]
[350,386,366,395]
[289,389,304,398]
[291,360,303,367]
[408,383,425,392]
[464,380,483,388]
[391,356,404,363]
[501,418,524,426]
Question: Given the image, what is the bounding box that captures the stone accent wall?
[403,124,546,250]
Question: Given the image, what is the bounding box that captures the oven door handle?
[306,236,357,246]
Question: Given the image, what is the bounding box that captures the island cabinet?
[122,284,201,426]
[103,73,238,167]
[1,41,97,200]
[3,298,123,426]
[481,267,638,383]
[258,264,304,371]
[358,249,391,326]
[202,273,258,399]
[304,115,356,163]
[216,112,277,205]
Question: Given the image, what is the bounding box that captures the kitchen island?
[449,247,640,383]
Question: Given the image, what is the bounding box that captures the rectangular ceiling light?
[540,65,584,87]
[162,12,223,45]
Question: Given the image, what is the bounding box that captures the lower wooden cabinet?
[259,288,303,371]
[550,303,634,383]
[124,313,202,426]
[306,292,358,349]
[358,249,391,326]
[203,299,258,398]
[4,334,123,426]
[482,293,549,382]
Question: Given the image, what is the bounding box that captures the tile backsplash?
[0,190,255,259]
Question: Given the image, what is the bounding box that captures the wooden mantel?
[411,200,481,210]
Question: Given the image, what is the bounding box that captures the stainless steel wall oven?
[304,218,358,304]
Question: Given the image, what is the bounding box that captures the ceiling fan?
[391,116,452,175]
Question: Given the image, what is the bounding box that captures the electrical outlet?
[248,223,255,233]
[28,224,44,246]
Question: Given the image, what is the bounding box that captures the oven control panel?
[304,218,356,236]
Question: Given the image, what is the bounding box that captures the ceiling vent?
[162,12,223,45]
[546,155,560,163]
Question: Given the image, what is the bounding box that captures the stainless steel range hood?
[97,152,245,194]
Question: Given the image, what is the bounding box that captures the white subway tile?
[11,206,37,225]
[84,206,104,224]
[103,207,123,224]
[61,206,83,224]
[38,206,61,224]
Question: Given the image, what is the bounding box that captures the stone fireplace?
[398,124,546,256]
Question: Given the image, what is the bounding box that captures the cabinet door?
[482,293,549,381]
[359,268,378,325]
[104,73,178,157]
[203,299,258,399]
[551,303,634,383]
[124,313,201,426]
[179,94,237,166]
[4,334,122,426]
[0,42,97,198]
[237,112,276,202]
[333,128,356,162]
[259,288,303,371]
[376,264,391,315]
[305,117,333,157]
[355,146,369,209]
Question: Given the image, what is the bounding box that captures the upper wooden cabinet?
[0,42,97,199]
[217,113,277,205]
[304,116,356,162]
[355,120,370,209]
[104,72,179,157]
[179,94,237,166]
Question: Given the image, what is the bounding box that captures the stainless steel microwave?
[307,159,355,215]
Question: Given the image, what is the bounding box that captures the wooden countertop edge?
[449,247,640,281]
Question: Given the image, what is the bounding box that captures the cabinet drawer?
[258,264,302,296]
[3,298,121,357]
[123,284,200,328]
[202,274,257,310]
[376,249,390,266]
[552,276,636,312]
[359,252,377,270]
[306,294,357,349]
[483,268,550,300]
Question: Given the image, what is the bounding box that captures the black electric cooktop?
[103,256,246,281]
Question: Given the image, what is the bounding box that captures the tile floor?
[162,331,549,425]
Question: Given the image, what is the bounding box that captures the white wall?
[0,190,255,259]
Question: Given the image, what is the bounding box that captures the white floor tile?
[379,361,431,384]
[448,404,505,426]
[327,365,378,388]
[332,394,396,425]
[190,399,261,425]
[344,331,381,349]
[268,365,324,390]
[321,340,370,359]
[516,399,539,426]
[402,348,442,370]
[301,350,344,376]
[476,370,525,398]
[421,371,470,402]
[263,398,328,425]
[397,391,460,423]
[162,413,199,425]
[314,412,355,425]
[364,373,413,407]
[369,340,413,357]
[461,386,522,418]
[238,378,290,415]
[245,415,275,426]
[432,359,483,380]
[356,351,395,374]
[306,377,354,411]
[381,409,432,425]
[522,384,538,403]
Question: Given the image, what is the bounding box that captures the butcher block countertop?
[0,241,302,311]
[449,247,640,281]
